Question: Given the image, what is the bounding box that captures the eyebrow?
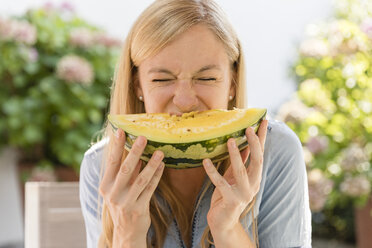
[148,64,221,75]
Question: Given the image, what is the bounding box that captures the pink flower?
[68,28,122,48]
[0,17,37,45]
[0,17,13,40]
[361,18,372,40]
[328,20,368,55]
[307,169,333,212]
[306,136,329,155]
[42,2,55,11]
[94,32,122,48]
[276,97,313,124]
[14,21,37,45]
[60,1,75,13]
[56,55,94,85]
[340,175,371,197]
[69,28,95,48]
[28,47,39,62]
[340,143,370,172]
[299,38,329,57]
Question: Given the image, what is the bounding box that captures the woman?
[79,0,312,247]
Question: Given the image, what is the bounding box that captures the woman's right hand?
[99,128,165,248]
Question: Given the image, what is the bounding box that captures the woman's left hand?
[202,119,268,232]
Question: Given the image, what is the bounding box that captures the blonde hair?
[93,0,259,247]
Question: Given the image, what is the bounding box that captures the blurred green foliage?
[0,4,120,172]
[278,0,372,242]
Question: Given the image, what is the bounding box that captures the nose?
[173,79,198,112]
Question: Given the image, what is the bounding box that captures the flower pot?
[55,166,80,181]
[354,196,372,248]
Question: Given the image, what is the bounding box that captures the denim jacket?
[79,119,312,248]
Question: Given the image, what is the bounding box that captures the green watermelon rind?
[109,112,265,169]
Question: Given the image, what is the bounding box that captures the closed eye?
[152,79,173,82]
[153,78,216,82]
[197,78,216,81]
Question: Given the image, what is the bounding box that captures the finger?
[126,150,164,204]
[222,162,233,182]
[110,136,147,198]
[137,161,165,206]
[203,159,231,198]
[223,145,250,180]
[227,138,249,189]
[99,128,126,195]
[257,120,268,152]
[240,146,251,166]
[129,159,142,185]
[245,127,264,185]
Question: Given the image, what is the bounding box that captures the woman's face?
[135,24,236,115]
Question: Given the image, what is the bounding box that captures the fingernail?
[157,162,165,171]
[204,159,212,167]
[137,136,145,145]
[154,151,163,161]
[230,139,236,148]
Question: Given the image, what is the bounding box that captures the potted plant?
[277,0,372,246]
[0,2,121,179]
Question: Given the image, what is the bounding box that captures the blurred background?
[0,0,371,247]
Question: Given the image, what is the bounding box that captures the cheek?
[143,85,174,112]
[195,85,229,108]
[142,82,230,111]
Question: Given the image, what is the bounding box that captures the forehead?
[139,24,230,74]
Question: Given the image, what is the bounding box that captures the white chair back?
[25,182,86,248]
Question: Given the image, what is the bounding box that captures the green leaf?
[24,125,43,143]
[8,117,22,129]
[24,63,39,74]
[88,109,102,124]
[3,99,22,114]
